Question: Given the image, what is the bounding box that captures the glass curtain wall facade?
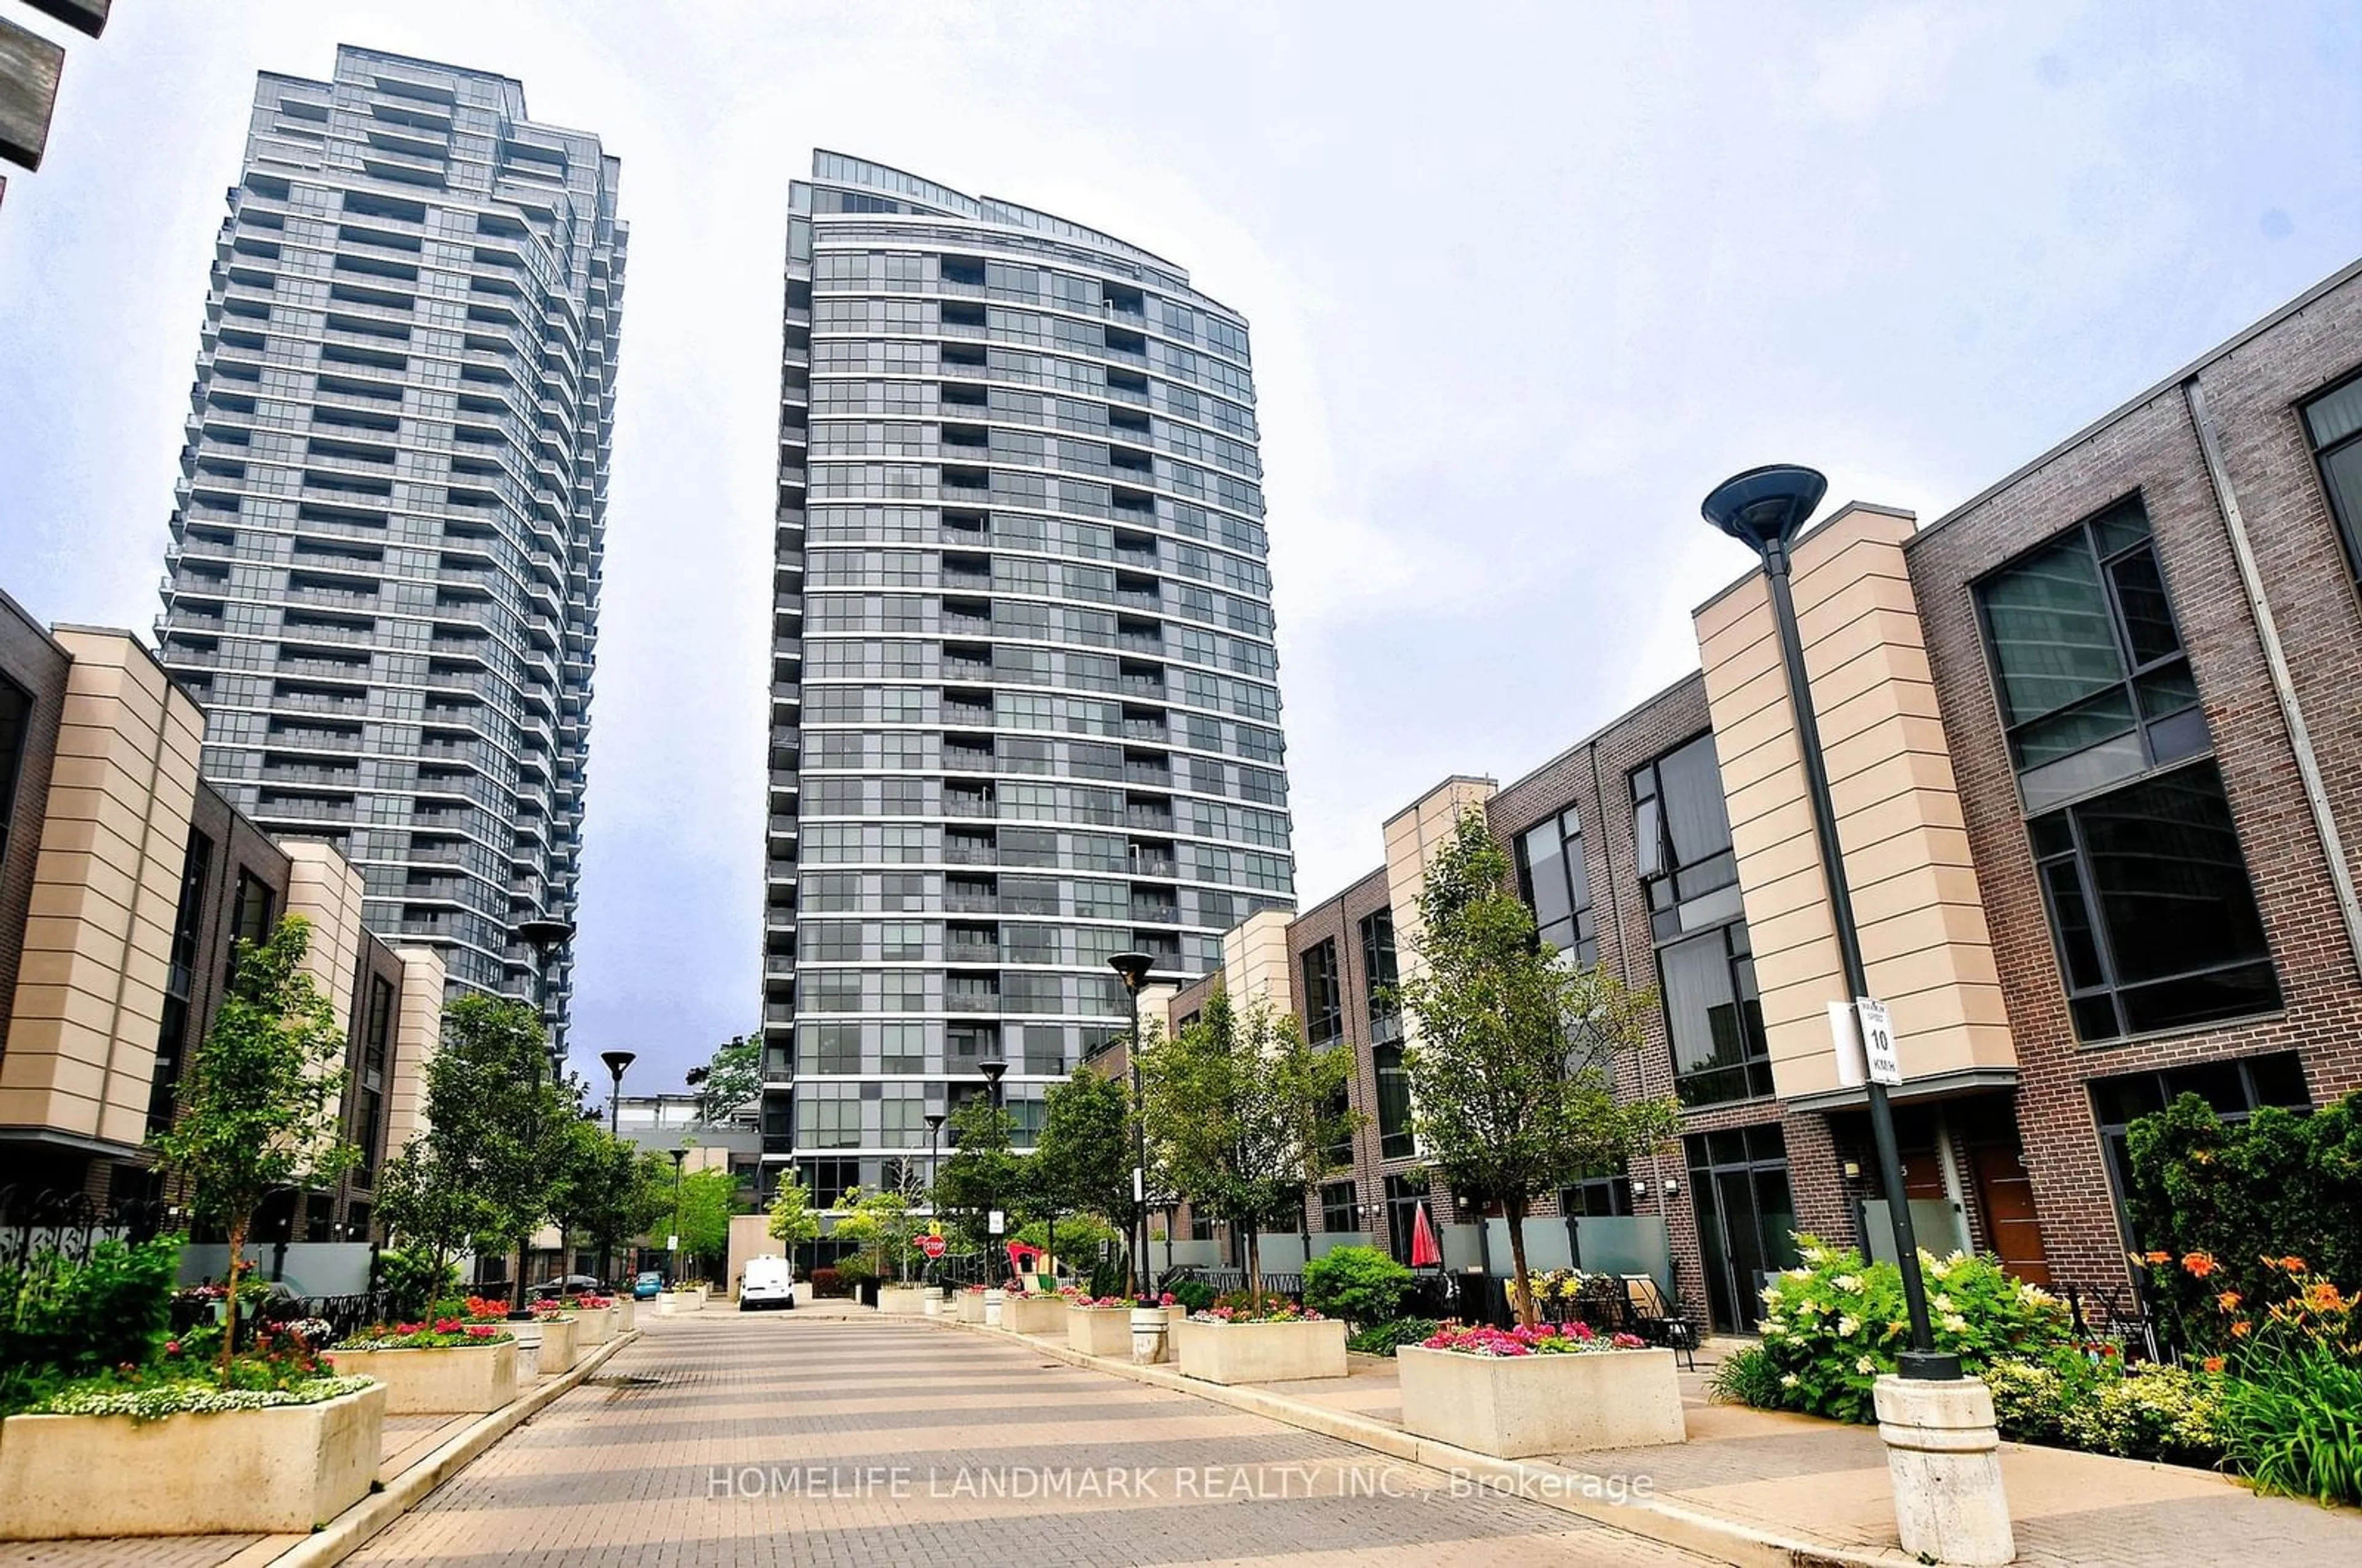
[153,47,625,1045]
[763,152,1292,1193]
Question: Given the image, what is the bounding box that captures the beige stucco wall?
[280,842,366,1039]
[1219,907,1297,1014]
[1381,776,1498,979]
[1693,503,2014,1097]
[384,945,446,1152]
[0,630,203,1150]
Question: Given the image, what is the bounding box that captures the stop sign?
[917,1233,946,1259]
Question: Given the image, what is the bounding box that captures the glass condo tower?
[764,153,1293,1201]
[153,46,624,1053]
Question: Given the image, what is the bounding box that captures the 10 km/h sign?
[1856,997,1903,1086]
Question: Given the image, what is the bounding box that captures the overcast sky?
[4,2,2359,1094]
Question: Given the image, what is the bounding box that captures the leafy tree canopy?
[1394,807,1679,1324]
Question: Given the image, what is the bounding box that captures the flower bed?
[1001,1292,1067,1336]
[1172,1314,1348,1385]
[570,1303,619,1345]
[1400,1324,1682,1455]
[0,1379,384,1538]
[324,1323,519,1415]
[1065,1300,1134,1356]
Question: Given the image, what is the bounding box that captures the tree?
[392,994,575,1311]
[1140,991,1361,1307]
[690,1033,762,1124]
[551,1119,643,1283]
[150,915,358,1380]
[829,1175,926,1283]
[765,1175,821,1260]
[930,1096,1029,1257]
[671,1166,742,1281]
[1031,1066,1136,1286]
[1394,806,1680,1327]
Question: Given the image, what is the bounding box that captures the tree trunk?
[1506,1196,1537,1328]
[512,1232,531,1314]
[1245,1222,1263,1311]
[220,1220,247,1385]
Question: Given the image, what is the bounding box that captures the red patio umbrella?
[1410,1203,1442,1269]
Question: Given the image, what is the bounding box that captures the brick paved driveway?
[349,1309,1711,1567]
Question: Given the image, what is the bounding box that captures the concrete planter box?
[325,1340,519,1415]
[572,1305,618,1345]
[791,1281,814,1307]
[1174,1318,1348,1384]
[955,1291,989,1324]
[1001,1294,1067,1335]
[1067,1305,1132,1356]
[522,1315,578,1376]
[878,1284,931,1316]
[615,1299,637,1332]
[983,1287,1004,1326]
[1396,1345,1685,1457]
[658,1288,706,1316]
[1166,1304,1189,1332]
[0,1382,386,1538]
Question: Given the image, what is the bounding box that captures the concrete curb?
[266,1329,643,1568]
[934,1316,1907,1568]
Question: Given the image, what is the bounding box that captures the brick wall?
[1903,260,2362,1298]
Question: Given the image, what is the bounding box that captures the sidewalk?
[942,1316,2361,1567]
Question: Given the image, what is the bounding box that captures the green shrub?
[1345,1318,1442,1356]
[2125,1090,2362,1353]
[1302,1245,1413,1326]
[1755,1236,2070,1425]
[0,1237,183,1408]
[2221,1340,2362,1506]
[378,1249,460,1323]
[1165,1278,1217,1312]
[1706,1343,1786,1408]
[1087,1257,1124,1300]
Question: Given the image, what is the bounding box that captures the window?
[2090,1052,2308,1244]
[1561,1166,1632,1219]
[0,676,30,871]
[149,830,214,1134]
[2302,374,2362,589]
[1319,1180,1358,1233]
[2030,760,2280,1041]
[1658,921,1772,1106]
[1515,807,1599,964]
[1976,497,2207,812]
[1632,733,1741,941]
[1359,909,1400,1043]
[805,1157,860,1209]
[808,1023,862,1074]
[1374,1043,1415,1159]
[1685,1124,1799,1334]
[1300,938,1342,1044]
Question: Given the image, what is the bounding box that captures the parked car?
[530,1273,603,1300]
[632,1270,664,1300]
[739,1256,794,1311]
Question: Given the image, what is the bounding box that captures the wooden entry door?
[1969,1142,2052,1286]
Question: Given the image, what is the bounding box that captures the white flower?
[1856,1356,1877,1375]
[1941,1313,1970,1334]
[1926,1255,1954,1279]
[2019,1283,2055,1305]
[1931,1293,1955,1314]
[1783,1267,1812,1281]
[1833,1274,1863,1294]
[1779,1373,1799,1389]
[1837,1315,1862,1337]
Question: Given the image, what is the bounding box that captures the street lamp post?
[511,916,575,1313]
[667,1146,688,1286]
[1108,953,1155,1298]
[923,1111,947,1283]
[597,1051,635,1284]
[1701,465,1957,1381]
[979,1060,1008,1273]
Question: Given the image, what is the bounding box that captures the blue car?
[633,1270,663,1300]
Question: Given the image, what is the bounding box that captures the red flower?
[2181,1252,2218,1279]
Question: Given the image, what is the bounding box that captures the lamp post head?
[1107,952,1155,992]
[1701,464,1828,558]
[979,1059,1008,1087]
[667,1147,688,1170]
[924,1112,946,1134]
[600,1049,635,1083]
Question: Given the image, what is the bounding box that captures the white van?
[740,1255,794,1311]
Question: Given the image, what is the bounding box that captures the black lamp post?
[979,1060,1008,1270]
[1108,952,1155,1297]
[666,1146,688,1285]
[1701,463,1957,1382]
[923,1111,947,1282]
[601,1050,636,1138]
[515,917,575,1073]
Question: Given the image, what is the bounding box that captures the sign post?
[1856,997,1901,1086]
